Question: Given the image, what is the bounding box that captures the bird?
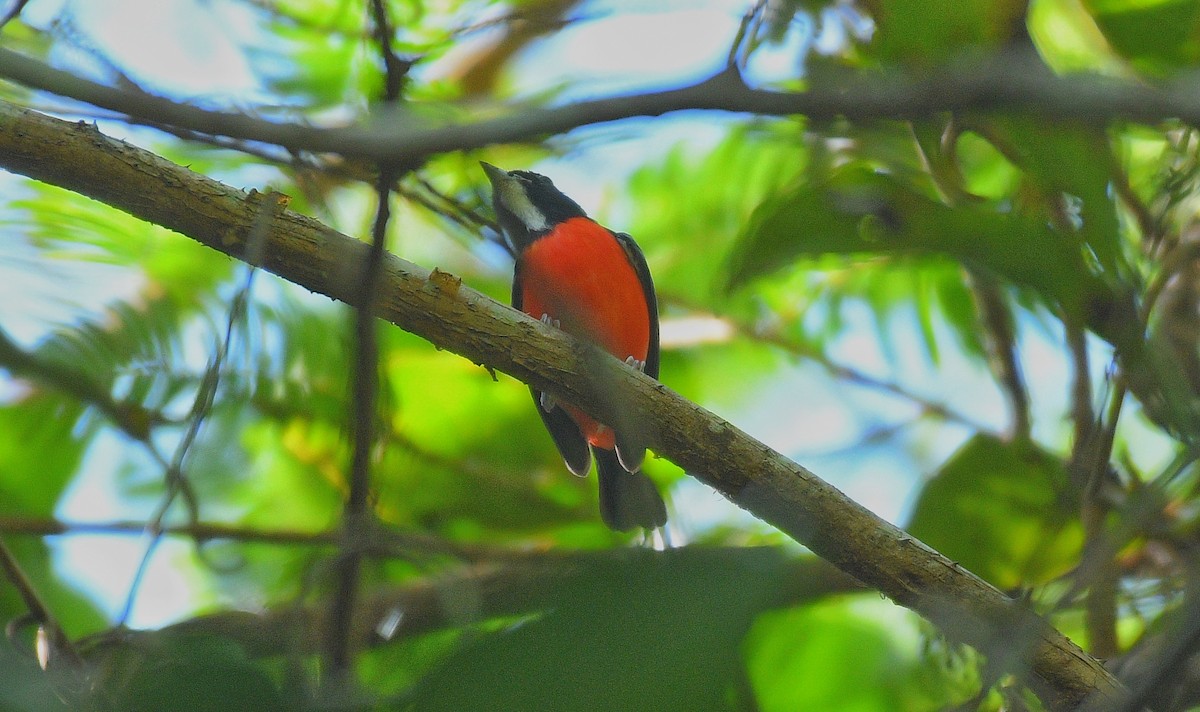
[482,162,667,531]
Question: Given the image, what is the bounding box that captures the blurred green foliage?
[909,434,1083,589]
[3,0,1200,710]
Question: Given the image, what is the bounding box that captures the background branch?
[0,99,1124,709]
[0,516,496,562]
[0,47,1196,166]
[324,0,408,675]
[0,537,79,667]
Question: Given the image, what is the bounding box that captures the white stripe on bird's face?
[494,173,549,232]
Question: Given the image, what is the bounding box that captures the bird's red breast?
[516,217,652,449]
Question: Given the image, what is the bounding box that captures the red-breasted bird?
[482,163,667,531]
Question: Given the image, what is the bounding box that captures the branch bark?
[1,47,1195,166]
[0,100,1124,709]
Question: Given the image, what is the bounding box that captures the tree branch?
[0,537,80,667]
[0,100,1124,709]
[0,47,1196,167]
[0,515,499,562]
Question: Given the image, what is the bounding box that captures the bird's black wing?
[614,232,660,380]
[513,259,591,476]
[611,231,660,476]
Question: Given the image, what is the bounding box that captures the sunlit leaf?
[726,163,1136,350]
[0,393,88,516]
[629,126,807,305]
[908,434,1083,589]
[980,117,1124,276]
[745,598,981,711]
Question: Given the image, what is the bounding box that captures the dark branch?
[0,47,1195,167]
[0,537,80,666]
[0,515,495,561]
[324,1,407,674]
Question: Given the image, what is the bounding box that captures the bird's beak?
[480,161,510,188]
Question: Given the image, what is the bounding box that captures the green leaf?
[982,117,1124,276]
[88,632,285,712]
[0,639,71,712]
[0,393,87,516]
[908,434,1083,589]
[402,547,791,712]
[744,598,981,711]
[1084,0,1200,73]
[726,164,1139,349]
[9,184,232,309]
[858,0,1027,65]
[628,126,806,305]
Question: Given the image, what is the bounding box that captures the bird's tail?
[595,447,667,531]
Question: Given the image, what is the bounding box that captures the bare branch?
[0,0,32,31]
[0,515,495,561]
[968,271,1030,442]
[323,1,408,675]
[0,537,80,666]
[1,47,1197,167]
[659,294,991,433]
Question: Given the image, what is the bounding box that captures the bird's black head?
[482,162,587,253]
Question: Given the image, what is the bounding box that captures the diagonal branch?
[0,99,1123,709]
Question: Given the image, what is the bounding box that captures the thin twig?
[325,166,392,676]
[0,536,80,666]
[726,1,766,70]
[412,174,497,232]
[0,0,32,32]
[370,0,411,103]
[1066,321,1096,476]
[1070,336,1120,659]
[325,0,403,677]
[117,191,286,625]
[659,294,992,433]
[969,270,1031,441]
[0,515,494,561]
